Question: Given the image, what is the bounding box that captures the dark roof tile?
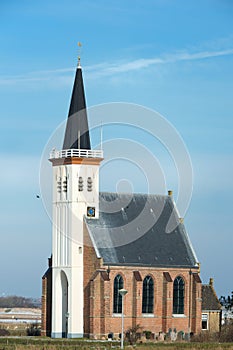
[86,192,198,268]
[202,285,222,311]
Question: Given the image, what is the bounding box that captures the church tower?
[49,57,103,338]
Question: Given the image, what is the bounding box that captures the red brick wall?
[83,222,102,336]
[42,224,202,339]
[41,259,52,337]
[83,256,202,338]
[192,275,202,334]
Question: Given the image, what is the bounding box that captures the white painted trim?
[172,314,186,318]
[50,148,103,159]
[142,314,155,318]
[112,314,123,318]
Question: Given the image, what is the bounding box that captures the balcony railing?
[50,148,103,159]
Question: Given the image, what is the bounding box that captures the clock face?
[87,206,95,218]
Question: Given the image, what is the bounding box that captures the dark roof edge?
[167,194,199,266]
[99,191,168,198]
[84,218,101,258]
[202,309,221,312]
[42,267,51,279]
[102,262,199,269]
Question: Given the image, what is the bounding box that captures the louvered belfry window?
[87,177,93,191]
[78,176,83,191]
[113,274,123,313]
[142,275,154,313]
[173,276,185,314]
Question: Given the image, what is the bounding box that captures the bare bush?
[0,328,10,336]
[191,331,219,343]
[126,324,143,345]
[219,323,233,342]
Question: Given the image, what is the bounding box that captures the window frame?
[173,276,185,315]
[142,275,154,314]
[113,274,124,314]
[202,313,209,330]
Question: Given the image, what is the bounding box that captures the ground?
[0,338,233,350]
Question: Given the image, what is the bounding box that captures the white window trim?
[172,314,186,318]
[112,313,124,318]
[142,313,154,318]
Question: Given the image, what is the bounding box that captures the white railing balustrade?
[50,148,103,159]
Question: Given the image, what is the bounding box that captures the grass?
[0,338,233,350]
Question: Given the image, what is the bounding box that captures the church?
[41,56,203,339]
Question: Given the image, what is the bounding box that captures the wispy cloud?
[89,48,233,76]
[1,48,233,87]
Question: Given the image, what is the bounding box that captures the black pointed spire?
[63,59,91,150]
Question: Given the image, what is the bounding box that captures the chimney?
[209,277,214,287]
[48,255,52,268]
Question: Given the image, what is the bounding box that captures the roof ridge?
[99,191,168,198]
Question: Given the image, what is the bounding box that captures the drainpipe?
[188,269,192,340]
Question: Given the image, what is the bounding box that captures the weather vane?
[77,42,82,66]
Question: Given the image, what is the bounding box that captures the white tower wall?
[51,159,101,338]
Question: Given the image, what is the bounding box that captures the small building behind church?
[41,55,217,340]
[202,278,222,333]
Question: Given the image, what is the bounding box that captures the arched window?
[113,274,123,313]
[142,275,154,313]
[173,276,185,314]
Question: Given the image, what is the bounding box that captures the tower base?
[51,332,83,338]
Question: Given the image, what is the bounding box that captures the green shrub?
[143,330,152,339]
[27,323,41,336]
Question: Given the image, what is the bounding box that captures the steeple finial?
[77,42,82,67]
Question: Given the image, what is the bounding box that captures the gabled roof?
[63,63,91,150]
[42,267,51,279]
[85,192,198,268]
[202,285,222,311]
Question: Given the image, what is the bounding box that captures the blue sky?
[0,0,233,298]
